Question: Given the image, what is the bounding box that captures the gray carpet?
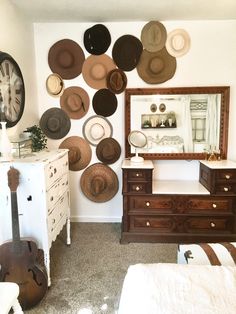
[25,223,177,314]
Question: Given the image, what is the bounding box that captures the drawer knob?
[135,186,140,191]
[146,221,150,227]
[146,202,150,207]
[136,173,140,177]
[225,174,231,179]
[212,203,217,208]
[224,187,229,192]
[210,222,216,228]
[54,168,57,174]
[50,196,54,202]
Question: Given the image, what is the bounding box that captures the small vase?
[0,121,12,161]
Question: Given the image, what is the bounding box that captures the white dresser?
[0,149,71,286]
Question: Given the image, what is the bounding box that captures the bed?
[118,263,236,314]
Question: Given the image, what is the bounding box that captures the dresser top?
[153,180,210,195]
[200,159,236,169]
[122,159,154,169]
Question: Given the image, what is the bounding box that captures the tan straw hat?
[141,21,167,52]
[60,86,90,119]
[59,136,92,171]
[82,54,116,90]
[46,73,64,97]
[96,138,121,164]
[166,29,191,57]
[80,163,119,202]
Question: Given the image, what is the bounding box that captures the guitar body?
[0,167,48,310]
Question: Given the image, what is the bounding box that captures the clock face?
[0,52,25,127]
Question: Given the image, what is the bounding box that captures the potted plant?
[25,125,47,152]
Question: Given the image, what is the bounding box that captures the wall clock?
[0,51,25,127]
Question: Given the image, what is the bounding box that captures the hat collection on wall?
[41,21,191,202]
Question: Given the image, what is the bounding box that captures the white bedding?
[118,263,236,314]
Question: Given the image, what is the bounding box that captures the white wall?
[33,20,236,222]
[0,0,38,137]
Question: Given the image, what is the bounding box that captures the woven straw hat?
[137,47,177,84]
[60,86,90,120]
[141,21,167,52]
[82,115,113,146]
[39,107,71,139]
[106,69,127,94]
[46,73,64,97]
[83,24,111,55]
[96,138,121,164]
[92,89,117,117]
[166,29,191,57]
[59,136,92,171]
[82,54,116,90]
[80,163,119,202]
[48,39,85,80]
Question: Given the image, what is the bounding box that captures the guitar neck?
[11,191,21,245]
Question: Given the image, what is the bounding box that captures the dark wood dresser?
[121,159,236,244]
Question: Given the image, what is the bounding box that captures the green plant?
[25,125,47,152]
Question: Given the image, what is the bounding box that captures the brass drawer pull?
[212,203,217,208]
[225,174,231,179]
[146,202,150,207]
[146,221,150,227]
[135,186,140,191]
[210,222,216,228]
[224,187,229,192]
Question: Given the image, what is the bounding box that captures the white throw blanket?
[118,263,236,314]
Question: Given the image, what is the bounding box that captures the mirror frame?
[125,86,230,160]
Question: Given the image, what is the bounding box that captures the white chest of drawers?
[0,149,71,286]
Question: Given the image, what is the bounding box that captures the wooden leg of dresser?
[66,217,71,245]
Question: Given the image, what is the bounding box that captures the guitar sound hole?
[27,195,32,201]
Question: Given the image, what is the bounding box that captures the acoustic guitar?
[0,167,48,310]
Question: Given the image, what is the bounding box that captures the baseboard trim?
[70,216,122,223]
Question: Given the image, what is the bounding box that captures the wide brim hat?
[60,86,90,120]
[59,136,92,171]
[83,115,113,146]
[141,21,167,52]
[46,73,64,97]
[106,69,127,94]
[48,39,85,80]
[80,163,119,202]
[92,89,117,117]
[84,24,111,55]
[136,47,177,84]
[82,54,116,90]
[166,29,191,57]
[39,107,71,139]
[112,35,143,72]
[96,138,121,164]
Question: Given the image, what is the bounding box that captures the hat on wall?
[80,163,119,202]
[59,136,92,171]
[96,138,121,164]
[141,21,167,52]
[166,29,191,57]
[136,47,177,84]
[46,73,64,97]
[82,54,116,90]
[106,69,127,94]
[82,115,113,146]
[112,35,143,71]
[48,39,85,79]
[60,86,90,119]
[39,107,71,139]
[83,24,111,55]
[92,89,117,117]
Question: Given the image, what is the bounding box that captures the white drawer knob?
[135,186,140,191]
[136,173,140,177]
[210,222,216,228]
[225,174,231,179]
[146,202,150,207]
[212,203,217,208]
[146,221,150,227]
[224,187,229,192]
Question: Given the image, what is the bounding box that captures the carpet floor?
[25,223,177,314]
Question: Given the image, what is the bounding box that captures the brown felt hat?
[96,138,121,164]
[112,35,143,72]
[39,107,71,139]
[60,86,90,120]
[136,47,177,84]
[59,136,92,171]
[82,54,116,90]
[46,73,64,97]
[48,39,85,80]
[80,163,119,202]
[92,89,117,117]
[106,69,127,94]
[141,21,167,52]
[166,29,191,57]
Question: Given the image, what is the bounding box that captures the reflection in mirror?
[125,87,230,160]
[128,130,147,163]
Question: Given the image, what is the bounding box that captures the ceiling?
[10,0,236,22]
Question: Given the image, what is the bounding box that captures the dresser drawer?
[216,169,236,181]
[187,197,234,214]
[127,169,152,181]
[45,153,68,188]
[127,182,152,194]
[215,184,236,195]
[129,196,173,213]
[130,215,174,232]
[47,173,69,213]
[184,216,234,233]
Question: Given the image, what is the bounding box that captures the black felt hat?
[84,24,111,55]
[112,35,143,71]
[92,89,117,117]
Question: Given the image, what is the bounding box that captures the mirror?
[125,86,230,160]
[128,130,147,163]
